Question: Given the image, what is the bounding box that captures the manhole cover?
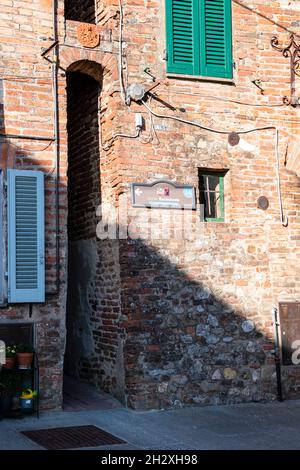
[22,425,126,450]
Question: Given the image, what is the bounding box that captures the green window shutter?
[166,0,200,75]
[200,0,233,79]
[8,170,45,303]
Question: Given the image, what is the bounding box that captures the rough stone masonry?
[0,0,300,410]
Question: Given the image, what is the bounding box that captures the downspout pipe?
[272,307,284,402]
[52,0,60,296]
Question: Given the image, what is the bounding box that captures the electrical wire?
[142,99,288,227]
[275,128,289,227]
[141,99,276,135]
[0,76,52,82]
[102,128,141,150]
[0,139,54,154]
[161,91,285,108]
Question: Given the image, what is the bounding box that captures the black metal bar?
[272,307,284,402]
[0,133,55,141]
[41,40,59,57]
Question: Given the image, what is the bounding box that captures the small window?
[199,171,225,222]
[65,0,96,24]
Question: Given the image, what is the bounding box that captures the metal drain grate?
[22,425,126,450]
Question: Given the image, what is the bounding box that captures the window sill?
[202,219,225,223]
[166,73,235,86]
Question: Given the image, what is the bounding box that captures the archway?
[63,63,119,410]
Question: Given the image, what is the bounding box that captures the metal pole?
[272,307,284,402]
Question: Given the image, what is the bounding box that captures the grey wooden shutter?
[8,169,45,303]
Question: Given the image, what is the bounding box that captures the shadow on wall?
[64,70,103,382]
[117,236,283,409]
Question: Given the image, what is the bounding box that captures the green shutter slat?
[8,170,45,303]
[200,0,233,78]
[166,0,200,75]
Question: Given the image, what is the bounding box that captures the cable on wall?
[275,128,289,227]
[159,90,286,108]
[141,99,289,227]
[142,100,275,135]
[102,128,141,150]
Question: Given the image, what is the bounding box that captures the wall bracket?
[271,34,300,106]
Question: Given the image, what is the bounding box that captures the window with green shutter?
[166,0,233,79]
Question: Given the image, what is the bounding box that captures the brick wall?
[67,71,100,241]
[0,0,299,410]
[115,0,300,408]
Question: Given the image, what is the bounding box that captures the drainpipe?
[40,2,60,296]
[272,307,283,402]
[52,0,60,296]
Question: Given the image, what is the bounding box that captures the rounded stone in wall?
[242,320,255,333]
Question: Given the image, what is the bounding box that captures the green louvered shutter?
[200,0,233,78]
[8,170,45,303]
[166,0,200,75]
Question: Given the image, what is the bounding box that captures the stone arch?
[63,50,124,405]
[67,60,102,83]
[59,47,117,80]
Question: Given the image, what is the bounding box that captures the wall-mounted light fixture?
[271,34,300,106]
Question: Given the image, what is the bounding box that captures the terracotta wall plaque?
[76,24,100,48]
[131,181,196,209]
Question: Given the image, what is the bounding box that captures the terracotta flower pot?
[17,353,34,369]
[3,357,15,369]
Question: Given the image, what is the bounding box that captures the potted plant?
[3,345,17,370]
[19,388,37,414]
[16,343,35,369]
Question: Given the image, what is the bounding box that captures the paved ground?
[1,399,300,450]
[63,376,122,411]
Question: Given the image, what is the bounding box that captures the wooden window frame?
[199,170,225,222]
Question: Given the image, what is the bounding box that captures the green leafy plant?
[5,345,17,358]
[16,343,35,354]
